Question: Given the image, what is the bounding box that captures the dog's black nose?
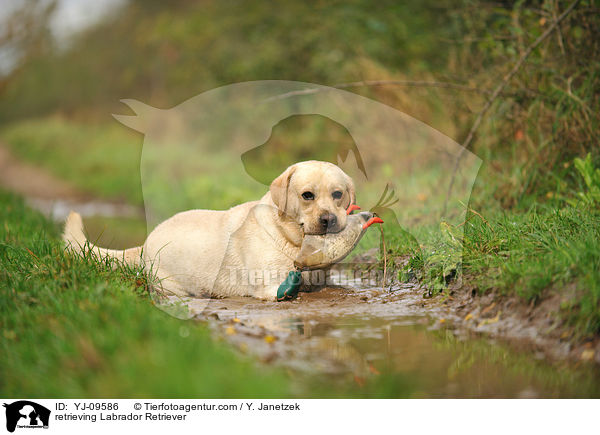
[319,213,338,231]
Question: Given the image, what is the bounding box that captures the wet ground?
[161,272,600,398]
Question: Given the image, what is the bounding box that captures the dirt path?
[0,144,88,201]
[0,143,143,221]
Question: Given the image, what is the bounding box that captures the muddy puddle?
[159,272,600,398]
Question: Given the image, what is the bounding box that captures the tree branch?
[265,79,500,103]
[442,0,582,216]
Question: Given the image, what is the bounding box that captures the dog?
[63,160,355,300]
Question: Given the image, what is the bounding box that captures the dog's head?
[270,161,356,235]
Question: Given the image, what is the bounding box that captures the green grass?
[0,190,293,397]
[461,205,600,335]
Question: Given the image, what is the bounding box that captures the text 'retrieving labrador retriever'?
[63,161,355,300]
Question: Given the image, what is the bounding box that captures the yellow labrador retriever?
[63,160,355,300]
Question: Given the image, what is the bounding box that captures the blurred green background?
[1,0,598,210]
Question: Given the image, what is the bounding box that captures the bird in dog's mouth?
[295,205,383,270]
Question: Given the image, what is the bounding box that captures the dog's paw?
[253,284,280,301]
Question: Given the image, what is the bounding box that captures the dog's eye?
[332,191,343,200]
[302,191,315,200]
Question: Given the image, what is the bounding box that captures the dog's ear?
[270,165,297,216]
[344,175,356,209]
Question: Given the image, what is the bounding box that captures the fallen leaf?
[225,326,236,335]
[464,313,474,321]
[354,375,365,387]
[262,352,278,364]
[477,311,502,327]
[264,335,276,344]
[368,364,380,375]
[514,129,524,141]
[232,318,241,323]
[481,302,496,315]
[581,349,595,361]
[439,318,446,324]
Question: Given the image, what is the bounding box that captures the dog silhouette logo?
[3,401,50,432]
[112,80,481,314]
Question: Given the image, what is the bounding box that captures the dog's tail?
[63,211,143,267]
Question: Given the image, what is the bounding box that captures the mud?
[439,280,600,365]
[160,268,600,397]
[162,276,431,377]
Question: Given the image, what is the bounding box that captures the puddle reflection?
[273,315,600,398]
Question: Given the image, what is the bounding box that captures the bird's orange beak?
[362,216,384,230]
[346,204,361,215]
